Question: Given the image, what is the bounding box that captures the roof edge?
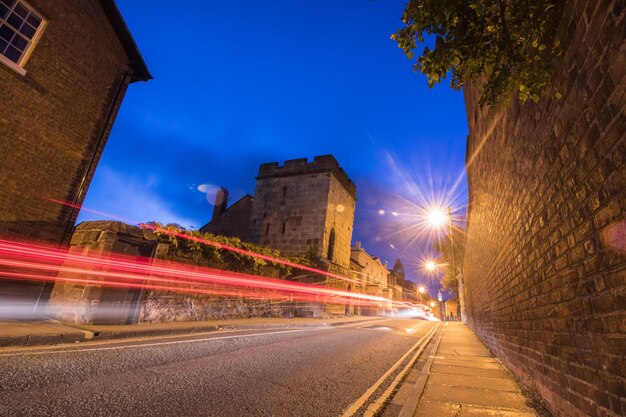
[99,0,152,82]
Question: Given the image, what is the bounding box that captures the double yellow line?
[341,323,442,417]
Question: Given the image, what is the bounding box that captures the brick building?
[0,0,150,308]
[462,1,624,415]
[249,155,357,271]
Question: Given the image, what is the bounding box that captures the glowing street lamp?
[418,286,425,294]
[425,260,436,272]
[427,208,448,228]
[426,205,464,321]
[429,301,435,308]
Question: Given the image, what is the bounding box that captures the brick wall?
[462,1,625,416]
[0,0,134,244]
[0,0,144,305]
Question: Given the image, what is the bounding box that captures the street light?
[418,286,425,294]
[426,206,462,322]
[424,260,436,272]
[427,209,448,228]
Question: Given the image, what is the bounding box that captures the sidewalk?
[0,316,381,348]
[412,322,536,416]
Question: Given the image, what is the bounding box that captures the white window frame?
[0,0,47,76]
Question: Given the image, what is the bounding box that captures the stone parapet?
[257,155,357,199]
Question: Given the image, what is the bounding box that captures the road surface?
[0,318,437,417]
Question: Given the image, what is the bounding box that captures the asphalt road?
[0,318,437,417]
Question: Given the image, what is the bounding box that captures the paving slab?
[426,373,521,392]
[458,404,536,416]
[412,322,536,416]
[436,345,492,357]
[421,384,530,409]
[430,363,512,379]
[432,356,504,370]
[414,399,461,417]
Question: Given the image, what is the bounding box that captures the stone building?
[350,242,390,315]
[248,155,357,272]
[387,258,405,301]
[200,187,253,240]
[388,258,406,286]
[401,280,418,302]
[0,0,150,309]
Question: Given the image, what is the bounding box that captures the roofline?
[226,194,254,210]
[198,194,253,231]
[99,0,152,82]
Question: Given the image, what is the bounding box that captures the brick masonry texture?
[0,0,135,245]
[462,1,625,416]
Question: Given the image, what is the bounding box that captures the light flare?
[0,239,385,308]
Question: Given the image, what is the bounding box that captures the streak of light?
[142,224,362,285]
[44,197,135,224]
[0,239,383,307]
[43,198,361,286]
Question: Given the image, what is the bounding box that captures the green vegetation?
[434,228,465,294]
[143,222,319,278]
[391,0,563,106]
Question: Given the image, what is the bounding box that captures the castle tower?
[249,155,356,271]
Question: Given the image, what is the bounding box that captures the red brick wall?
[463,1,625,416]
[0,0,132,244]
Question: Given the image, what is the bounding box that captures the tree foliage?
[434,228,465,294]
[391,0,563,106]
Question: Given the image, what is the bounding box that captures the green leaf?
[391,0,562,107]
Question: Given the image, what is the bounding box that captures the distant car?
[397,307,427,319]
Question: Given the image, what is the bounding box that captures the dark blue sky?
[78,0,469,290]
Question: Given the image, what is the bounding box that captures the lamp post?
[423,259,442,319]
[426,207,465,322]
[417,285,426,304]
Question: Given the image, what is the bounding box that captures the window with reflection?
[0,0,44,67]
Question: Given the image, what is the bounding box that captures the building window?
[265,223,270,235]
[281,222,286,234]
[282,186,287,197]
[327,228,336,262]
[0,0,45,74]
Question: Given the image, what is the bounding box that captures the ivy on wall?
[143,222,320,278]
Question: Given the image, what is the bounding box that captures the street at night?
[1,0,624,416]
[0,319,438,417]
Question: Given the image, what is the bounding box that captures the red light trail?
[44,197,361,285]
[0,239,388,308]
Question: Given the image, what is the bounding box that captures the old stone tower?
[249,155,356,271]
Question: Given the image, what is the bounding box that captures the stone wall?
[463,1,625,416]
[142,230,293,323]
[49,221,157,324]
[50,221,318,324]
[200,194,253,240]
[249,155,356,269]
[324,173,357,270]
